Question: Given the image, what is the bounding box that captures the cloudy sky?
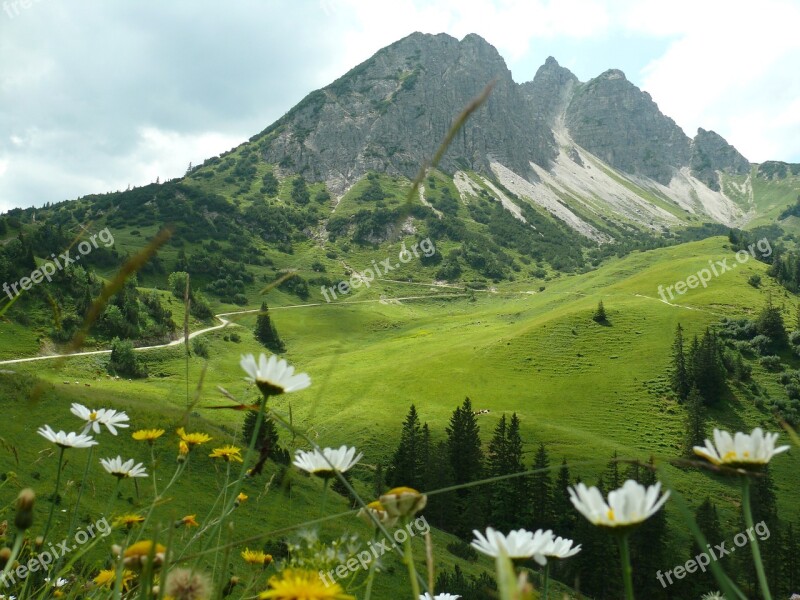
[1,0,798,214]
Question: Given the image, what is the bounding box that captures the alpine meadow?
[1,14,800,600]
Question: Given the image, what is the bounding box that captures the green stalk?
[212,460,233,583]
[741,475,773,600]
[65,445,94,543]
[137,459,187,542]
[320,477,330,518]
[618,533,635,600]
[402,517,420,600]
[1,532,24,577]
[203,392,268,551]
[542,561,550,600]
[41,446,66,542]
[105,479,122,517]
[363,552,378,600]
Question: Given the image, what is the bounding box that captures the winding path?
[0,293,465,366]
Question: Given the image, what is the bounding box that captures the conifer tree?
[530,443,552,530]
[254,301,285,353]
[242,412,287,465]
[593,300,608,323]
[423,440,456,531]
[757,297,789,349]
[506,414,527,512]
[683,385,707,457]
[387,404,425,489]
[486,414,526,530]
[446,397,484,536]
[551,459,576,538]
[674,497,723,598]
[446,397,483,486]
[671,323,691,401]
[630,458,668,598]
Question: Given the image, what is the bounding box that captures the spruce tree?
[506,414,527,514]
[530,443,552,530]
[592,300,608,324]
[630,459,669,598]
[757,298,789,350]
[486,414,525,530]
[387,404,425,489]
[683,385,707,457]
[446,397,484,537]
[552,459,576,538]
[242,412,287,465]
[446,397,483,486]
[254,301,285,353]
[671,323,691,401]
[487,415,512,528]
[423,440,456,531]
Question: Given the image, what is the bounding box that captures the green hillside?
[1,235,797,598]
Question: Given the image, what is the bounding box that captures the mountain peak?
[522,56,578,125]
[599,68,627,81]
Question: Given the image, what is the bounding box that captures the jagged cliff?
[243,32,754,233]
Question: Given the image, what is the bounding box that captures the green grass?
[2,236,798,597]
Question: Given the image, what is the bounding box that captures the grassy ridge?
[1,236,798,596]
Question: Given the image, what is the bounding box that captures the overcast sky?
[1,0,798,214]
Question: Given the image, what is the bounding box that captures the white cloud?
[1,0,798,213]
[633,0,800,161]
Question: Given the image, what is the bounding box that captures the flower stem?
[66,445,94,541]
[542,562,550,600]
[42,446,66,542]
[364,548,378,600]
[1,532,24,577]
[203,393,268,551]
[741,475,773,600]
[618,533,635,600]
[402,518,421,600]
[320,478,330,518]
[105,479,121,517]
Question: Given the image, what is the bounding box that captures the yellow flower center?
[607,509,616,522]
[722,450,738,462]
[89,411,99,421]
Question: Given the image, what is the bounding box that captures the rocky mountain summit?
[248,32,754,233]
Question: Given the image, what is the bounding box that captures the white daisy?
[70,403,130,435]
[569,479,669,529]
[293,445,362,478]
[240,353,311,395]
[701,592,726,600]
[100,456,148,479]
[693,427,790,469]
[420,594,461,600]
[37,425,98,449]
[471,527,554,565]
[543,535,582,559]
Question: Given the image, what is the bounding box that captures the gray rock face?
[249,31,752,209]
[564,69,692,185]
[256,32,556,191]
[520,56,578,126]
[691,128,750,190]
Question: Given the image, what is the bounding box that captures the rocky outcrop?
[255,32,556,192]
[564,69,692,185]
[520,56,578,126]
[691,128,750,190]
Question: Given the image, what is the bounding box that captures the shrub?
[446,540,478,562]
[108,337,146,378]
[760,355,783,371]
[192,337,210,359]
[750,334,772,355]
